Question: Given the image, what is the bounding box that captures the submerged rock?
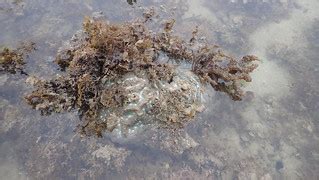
[98,68,203,138]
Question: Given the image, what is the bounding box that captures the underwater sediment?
[24,10,258,138]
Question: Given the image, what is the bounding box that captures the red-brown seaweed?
[0,42,35,75]
[25,12,258,137]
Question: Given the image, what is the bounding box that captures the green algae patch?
[25,11,258,137]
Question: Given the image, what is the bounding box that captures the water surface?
[0,0,318,179]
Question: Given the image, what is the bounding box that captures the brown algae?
[25,12,258,137]
[0,42,35,75]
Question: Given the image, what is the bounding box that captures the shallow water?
[1,0,319,179]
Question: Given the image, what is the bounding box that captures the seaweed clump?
[25,12,258,137]
[0,42,35,74]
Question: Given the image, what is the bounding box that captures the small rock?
[240,135,249,142]
[26,76,40,85]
